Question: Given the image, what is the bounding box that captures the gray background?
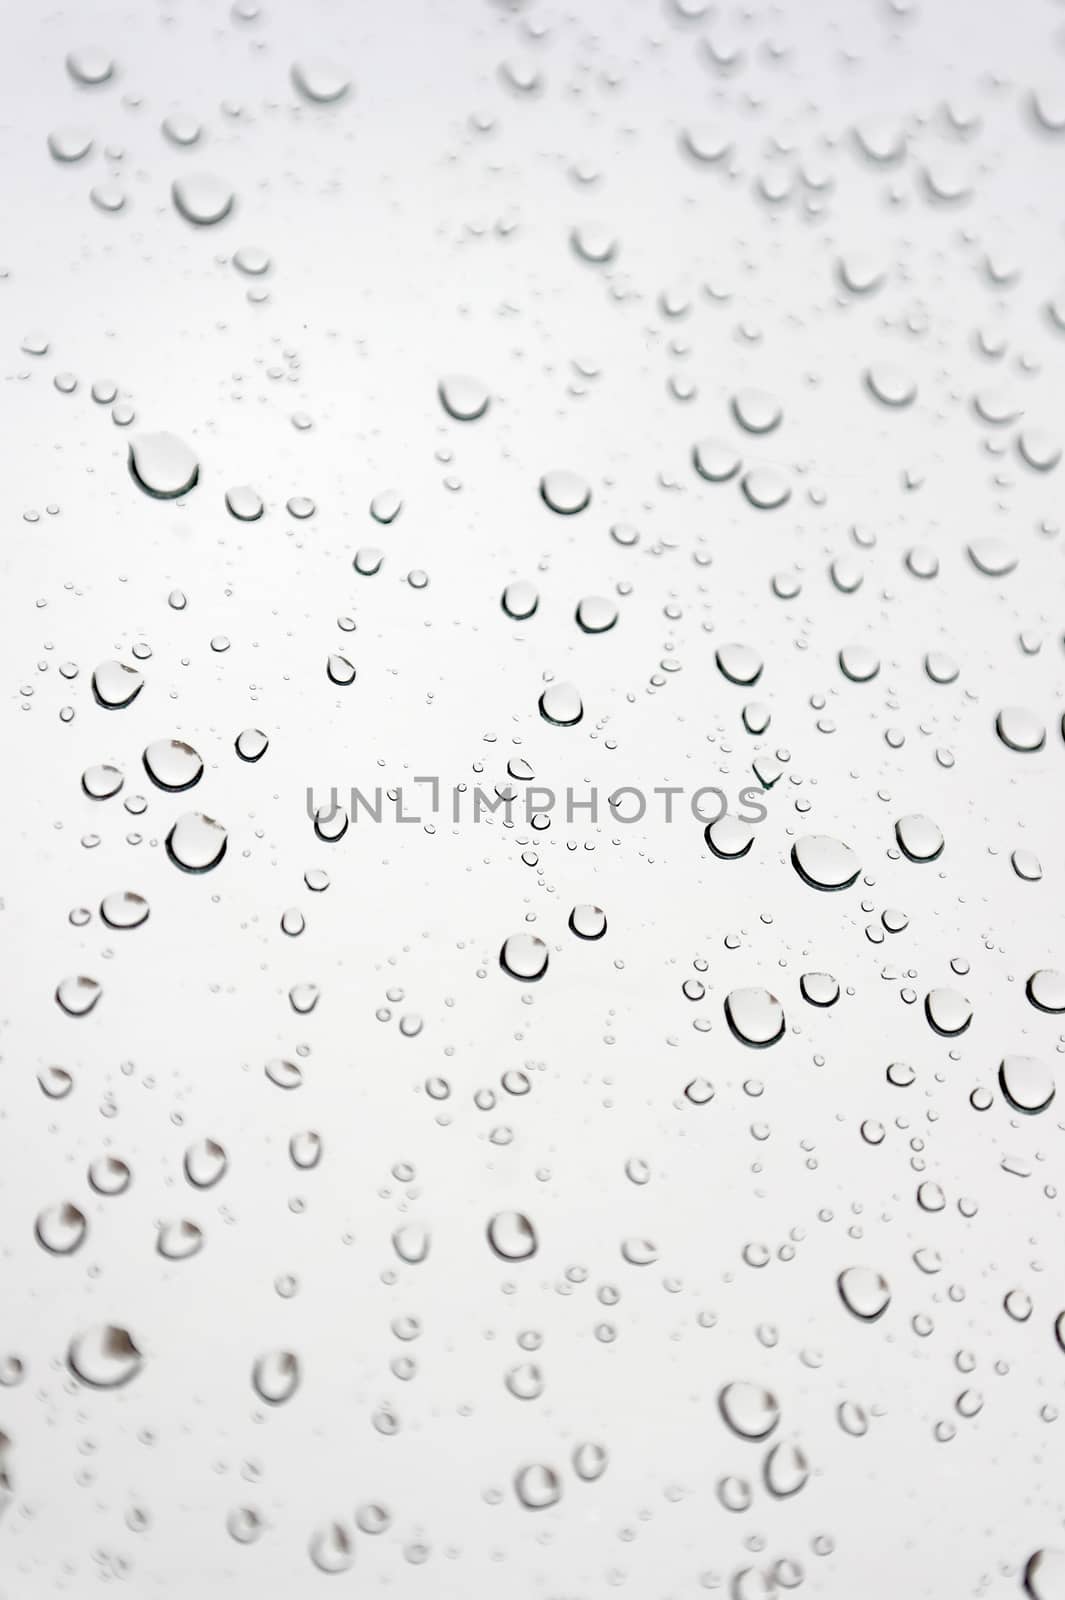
[2,0,1064,1593]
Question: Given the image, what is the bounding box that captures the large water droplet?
[895,814,944,862]
[718,1381,780,1440]
[999,1055,1055,1115]
[157,1219,204,1260]
[693,437,741,482]
[225,485,263,521]
[764,1440,810,1497]
[128,433,199,499]
[309,1523,355,1573]
[171,175,235,226]
[48,127,93,162]
[837,1266,891,1321]
[740,466,790,509]
[100,891,149,930]
[143,739,203,792]
[291,61,351,104]
[166,813,227,873]
[575,596,618,634]
[55,976,102,1017]
[514,1464,561,1509]
[499,933,549,981]
[68,1326,142,1388]
[732,388,782,434]
[1027,970,1065,1013]
[996,707,1046,752]
[92,660,144,709]
[865,364,917,407]
[539,471,590,515]
[569,904,606,940]
[1025,1550,1065,1600]
[791,835,860,891]
[725,988,785,1047]
[538,682,583,726]
[438,375,489,421]
[66,49,114,86]
[252,1349,300,1404]
[924,988,972,1037]
[184,1138,228,1188]
[35,1202,88,1255]
[487,1210,538,1260]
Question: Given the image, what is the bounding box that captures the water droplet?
[48,127,93,162]
[370,489,402,524]
[865,364,917,407]
[1025,1550,1065,1600]
[514,1463,560,1509]
[996,707,1046,752]
[569,904,606,940]
[1027,970,1065,1013]
[500,933,549,981]
[539,471,590,515]
[166,813,227,873]
[715,642,763,686]
[171,175,235,226]
[895,814,944,863]
[235,727,268,762]
[227,1507,264,1544]
[838,644,880,683]
[503,581,539,620]
[800,972,839,1007]
[92,660,143,709]
[438,375,489,421]
[1019,428,1062,472]
[924,988,972,1037]
[162,114,201,147]
[837,1266,891,1321]
[740,466,790,509]
[309,1522,355,1573]
[225,485,263,521]
[968,537,1018,577]
[66,49,114,86]
[572,1442,608,1481]
[732,389,782,434]
[35,1202,87,1255]
[100,891,149,930]
[128,433,199,499]
[252,1349,300,1404]
[68,1326,142,1388]
[538,682,583,726]
[505,1362,545,1400]
[143,739,203,792]
[82,763,124,799]
[184,1138,227,1188]
[487,1210,538,1260]
[575,596,618,634]
[999,1055,1055,1115]
[706,815,754,859]
[327,654,356,686]
[291,61,351,104]
[55,976,101,1017]
[837,252,885,294]
[89,1156,131,1195]
[157,1219,204,1260]
[683,125,732,162]
[725,987,785,1047]
[570,225,617,264]
[693,437,741,482]
[791,835,860,891]
[718,1381,780,1440]
[764,1440,810,1497]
